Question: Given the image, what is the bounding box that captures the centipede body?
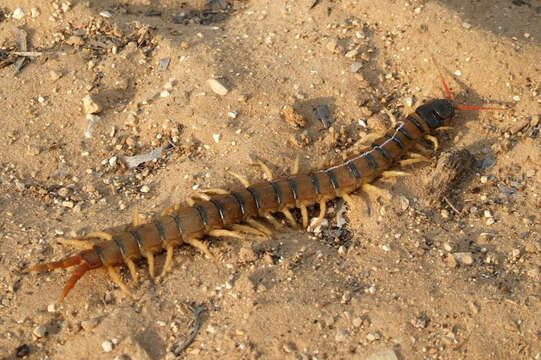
[24,63,505,302]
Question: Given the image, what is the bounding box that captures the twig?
[176,303,206,354]
[10,51,42,57]
[443,196,460,215]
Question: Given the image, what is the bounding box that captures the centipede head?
[431,56,506,118]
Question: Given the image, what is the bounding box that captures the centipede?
[24,59,506,302]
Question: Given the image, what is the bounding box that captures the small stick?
[176,303,206,354]
[9,51,42,57]
[443,196,460,215]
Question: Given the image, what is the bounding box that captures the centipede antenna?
[431,56,453,100]
[456,104,507,111]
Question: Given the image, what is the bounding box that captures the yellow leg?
[208,229,245,240]
[424,135,439,151]
[161,204,179,216]
[56,238,94,249]
[186,197,195,206]
[300,205,309,229]
[231,224,268,238]
[133,206,141,226]
[253,158,273,180]
[107,266,134,297]
[292,154,300,175]
[264,214,283,229]
[362,183,391,200]
[200,188,230,195]
[192,192,211,201]
[144,251,156,278]
[435,126,454,131]
[399,158,427,167]
[381,170,411,178]
[311,200,327,228]
[414,143,431,156]
[159,244,175,278]
[282,208,298,228]
[341,193,356,211]
[383,108,397,127]
[228,171,250,187]
[86,231,113,241]
[185,238,215,260]
[246,218,273,237]
[361,132,382,144]
[125,258,138,282]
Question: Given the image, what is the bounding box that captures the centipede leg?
[381,170,411,178]
[133,206,141,226]
[60,262,90,303]
[86,231,113,241]
[185,237,215,260]
[229,171,251,187]
[56,238,94,249]
[125,258,138,282]
[231,224,269,238]
[200,188,230,195]
[424,134,439,151]
[400,158,428,166]
[362,183,391,200]
[300,205,309,229]
[208,229,245,240]
[107,266,134,297]
[160,244,175,278]
[436,126,454,131]
[341,193,356,211]
[144,251,156,278]
[292,154,300,175]
[415,143,431,156]
[253,157,274,180]
[282,208,298,228]
[246,219,273,237]
[264,214,283,229]
[311,200,327,228]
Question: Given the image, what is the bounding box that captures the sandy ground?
[0,0,540,359]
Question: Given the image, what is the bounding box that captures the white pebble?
[160,90,170,98]
[207,79,229,96]
[140,185,150,193]
[404,97,413,107]
[513,95,520,101]
[30,8,40,17]
[101,340,113,352]
[484,210,492,218]
[108,156,117,167]
[381,244,391,252]
[33,325,47,338]
[227,111,238,118]
[454,70,462,76]
[213,133,221,143]
[12,8,25,20]
[47,303,57,312]
[99,10,112,18]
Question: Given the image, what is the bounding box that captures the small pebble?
[453,252,474,265]
[207,79,229,96]
[454,70,462,76]
[12,8,25,20]
[335,329,349,342]
[462,22,472,29]
[283,342,297,353]
[484,210,492,218]
[338,245,347,255]
[345,49,358,58]
[366,332,381,342]
[99,10,112,18]
[30,8,40,17]
[513,95,520,101]
[381,244,391,252]
[160,90,170,98]
[82,95,103,115]
[47,303,57,313]
[33,325,47,338]
[366,349,399,360]
[486,218,495,225]
[81,318,99,331]
[102,340,113,352]
[213,133,221,143]
[350,62,363,73]
[140,185,150,193]
[227,111,238,118]
[206,324,219,334]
